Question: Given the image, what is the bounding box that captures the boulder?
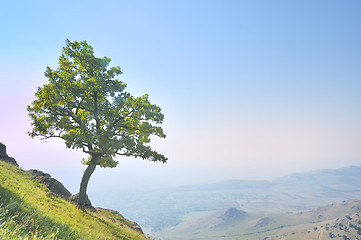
[69,193,96,212]
[28,169,71,199]
[95,207,143,233]
[0,142,5,156]
[0,142,19,166]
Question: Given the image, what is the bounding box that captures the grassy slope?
[0,161,149,240]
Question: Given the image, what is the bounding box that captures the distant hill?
[275,166,361,191]
[155,199,361,239]
[108,165,361,233]
[0,160,149,239]
[186,166,361,193]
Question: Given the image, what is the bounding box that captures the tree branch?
[111,109,134,129]
[75,97,85,115]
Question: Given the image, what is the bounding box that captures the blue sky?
[1,0,361,186]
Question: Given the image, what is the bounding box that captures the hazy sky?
[1,0,361,187]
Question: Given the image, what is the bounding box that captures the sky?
[1,0,361,190]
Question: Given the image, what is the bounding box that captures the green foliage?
[27,39,167,167]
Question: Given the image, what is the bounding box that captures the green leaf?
[27,39,167,167]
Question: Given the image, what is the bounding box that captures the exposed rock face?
[28,169,71,200]
[0,142,19,166]
[95,207,143,233]
[69,193,96,212]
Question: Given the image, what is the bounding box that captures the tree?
[27,39,167,209]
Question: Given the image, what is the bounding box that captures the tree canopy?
[27,39,167,208]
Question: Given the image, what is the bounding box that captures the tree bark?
[78,155,99,209]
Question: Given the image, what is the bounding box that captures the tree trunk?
[78,155,99,209]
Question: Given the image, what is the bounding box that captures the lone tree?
[27,39,167,209]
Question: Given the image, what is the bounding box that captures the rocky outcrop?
[95,207,143,233]
[28,169,72,200]
[69,193,96,212]
[27,169,97,212]
[0,142,19,166]
[28,169,96,211]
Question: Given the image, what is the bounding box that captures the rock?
[28,169,71,199]
[3,156,18,166]
[28,169,51,178]
[0,143,5,156]
[0,142,19,166]
[127,221,143,233]
[69,193,96,212]
[95,207,143,233]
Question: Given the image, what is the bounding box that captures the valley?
[153,199,361,239]
[89,166,361,239]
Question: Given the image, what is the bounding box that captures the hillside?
[0,159,149,240]
[154,199,361,239]
[101,166,361,231]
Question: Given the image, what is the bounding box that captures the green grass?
[0,161,149,240]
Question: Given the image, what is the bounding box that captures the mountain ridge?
[184,165,361,191]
